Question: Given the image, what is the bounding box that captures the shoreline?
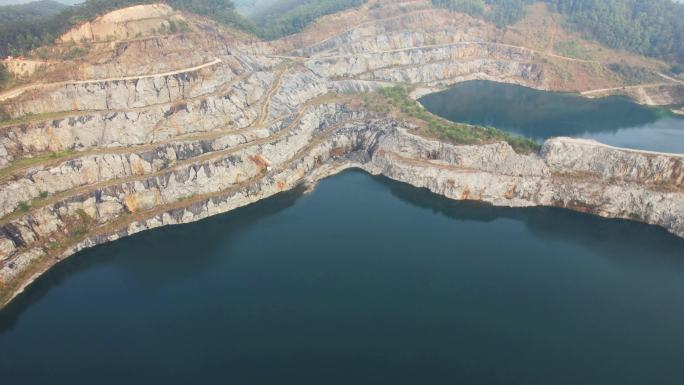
[2,124,683,310]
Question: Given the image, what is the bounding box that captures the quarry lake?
[420,80,684,153]
[1,170,684,385]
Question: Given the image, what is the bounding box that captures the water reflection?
[419,80,684,152]
[0,185,307,332]
[1,171,683,385]
[377,172,684,260]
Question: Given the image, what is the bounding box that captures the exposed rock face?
[1,104,683,307]
[306,43,542,87]
[369,131,684,239]
[59,4,184,43]
[0,56,264,118]
[0,0,682,309]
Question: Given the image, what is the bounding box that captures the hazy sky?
[0,0,82,5]
[1,0,683,8]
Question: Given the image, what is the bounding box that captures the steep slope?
[0,0,682,309]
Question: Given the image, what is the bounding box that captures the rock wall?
[3,59,243,117]
[306,43,544,89]
[369,129,684,239]
[2,106,683,308]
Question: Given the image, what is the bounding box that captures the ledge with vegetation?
[361,86,541,155]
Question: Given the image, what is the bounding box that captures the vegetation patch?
[0,110,80,128]
[62,44,90,60]
[75,208,93,226]
[672,65,684,76]
[553,40,591,60]
[252,0,367,39]
[364,86,540,154]
[432,0,532,27]
[17,202,30,213]
[607,62,661,86]
[0,149,75,181]
[0,63,9,91]
[0,104,8,122]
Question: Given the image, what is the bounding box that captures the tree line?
[252,0,366,40]
[0,0,66,24]
[0,0,367,59]
[431,0,531,27]
[432,0,684,65]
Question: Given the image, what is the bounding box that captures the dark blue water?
[1,170,683,384]
[420,80,684,153]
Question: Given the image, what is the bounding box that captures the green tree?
[0,63,9,89]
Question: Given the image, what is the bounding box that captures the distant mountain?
[0,0,76,6]
[0,0,66,22]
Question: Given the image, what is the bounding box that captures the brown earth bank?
[0,0,683,308]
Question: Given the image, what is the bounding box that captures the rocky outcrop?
[2,57,247,117]
[307,43,538,77]
[0,69,277,166]
[59,4,184,43]
[306,43,544,89]
[369,130,684,239]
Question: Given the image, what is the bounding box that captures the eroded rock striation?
[0,0,682,308]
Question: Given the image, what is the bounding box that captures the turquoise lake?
[419,80,684,153]
[1,170,684,385]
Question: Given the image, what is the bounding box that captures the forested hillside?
[0,0,66,23]
[432,0,684,65]
[0,0,176,57]
[0,0,368,58]
[431,0,531,27]
[550,0,684,65]
[251,0,366,39]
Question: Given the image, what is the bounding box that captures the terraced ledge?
[0,58,223,103]
[0,108,382,307]
[2,115,684,309]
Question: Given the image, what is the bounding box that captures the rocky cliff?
[0,0,682,308]
[58,4,186,44]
